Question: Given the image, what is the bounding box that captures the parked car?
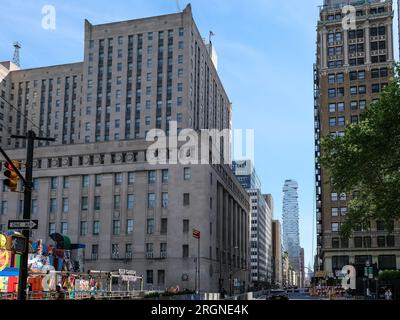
[266,290,289,301]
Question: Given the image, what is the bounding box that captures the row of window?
[331,236,395,249]
[328,69,387,84]
[328,100,367,113]
[327,55,387,69]
[49,218,193,238]
[325,7,387,22]
[327,26,386,43]
[4,168,190,192]
[329,115,360,127]
[88,28,185,50]
[328,83,387,97]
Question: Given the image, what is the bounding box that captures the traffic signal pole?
[9,130,55,300]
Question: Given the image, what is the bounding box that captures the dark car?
[266,290,289,301]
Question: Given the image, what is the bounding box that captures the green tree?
[321,65,400,239]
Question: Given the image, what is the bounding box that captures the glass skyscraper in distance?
[282,180,301,271]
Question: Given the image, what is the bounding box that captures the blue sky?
[1,0,399,269]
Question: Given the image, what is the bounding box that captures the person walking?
[385,289,393,301]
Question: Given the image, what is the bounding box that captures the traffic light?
[3,160,21,192]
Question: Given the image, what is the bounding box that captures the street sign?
[8,220,38,230]
[193,229,200,239]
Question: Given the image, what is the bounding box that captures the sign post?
[8,220,38,230]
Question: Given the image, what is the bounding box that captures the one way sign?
[8,220,38,230]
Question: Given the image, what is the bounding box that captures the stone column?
[387,22,393,61]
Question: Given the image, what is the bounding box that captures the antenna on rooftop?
[12,42,21,67]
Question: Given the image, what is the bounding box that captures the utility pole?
[11,130,55,300]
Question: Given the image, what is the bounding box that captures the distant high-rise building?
[233,160,273,289]
[315,0,400,288]
[232,160,261,190]
[272,220,283,287]
[282,180,301,273]
[299,247,305,288]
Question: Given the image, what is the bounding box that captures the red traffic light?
[2,160,21,192]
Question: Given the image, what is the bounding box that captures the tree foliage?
[321,65,400,239]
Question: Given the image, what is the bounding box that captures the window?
[147,219,155,234]
[33,178,39,191]
[340,207,347,216]
[377,236,386,247]
[32,199,38,215]
[94,196,101,211]
[182,245,189,258]
[113,220,121,235]
[162,169,169,183]
[340,193,347,201]
[328,89,336,98]
[91,245,99,260]
[148,171,156,184]
[332,238,340,249]
[184,167,191,180]
[372,84,380,93]
[332,223,339,232]
[161,219,168,234]
[350,101,358,111]
[161,193,169,208]
[338,117,345,126]
[349,71,358,81]
[363,237,372,248]
[112,244,119,259]
[114,195,121,210]
[350,86,357,95]
[126,244,132,258]
[331,207,339,217]
[354,237,363,248]
[81,197,88,211]
[378,255,396,270]
[359,100,366,110]
[337,102,345,112]
[183,193,190,206]
[95,175,102,187]
[358,86,366,94]
[183,219,189,233]
[93,221,100,235]
[114,173,122,185]
[146,270,154,285]
[82,175,89,188]
[329,118,337,127]
[148,193,156,209]
[0,201,7,215]
[128,172,135,185]
[61,222,68,235]
[329,103,336,113]
[328,74,335,84]
[50,198,57,213]
[51,177,58,190]
[127,194,135,209]
[62,198,69,213]
[336,73,344,84]
[358,71,365,80]
[351,116,359,124]
[178,41,184,49]
[80,222,88,236]
[127,219,134,234]
[49,223,56,235]
[63,177,69,189]
[387,236,395,247]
